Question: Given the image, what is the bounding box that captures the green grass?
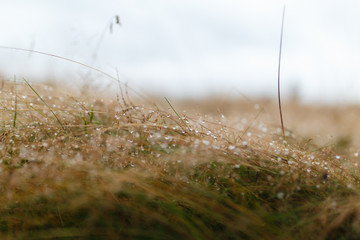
[0,80,359,239]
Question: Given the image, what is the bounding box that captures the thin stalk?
[13,76,17,128]
[23,78,65,130]
[278,5,286,140]
[0,46,148,101]
[28,104,48,119]
[164,97,188,128]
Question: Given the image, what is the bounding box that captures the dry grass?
[0,79,359,239]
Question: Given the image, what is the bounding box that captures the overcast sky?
[1,0,360,103]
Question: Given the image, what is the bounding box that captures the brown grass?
[0,79,359,239]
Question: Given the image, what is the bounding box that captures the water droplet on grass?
[202,140,210,146]
[284,149,289,155]
[277,192,284,199]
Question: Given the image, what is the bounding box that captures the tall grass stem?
[13,76,17,128]
[277,5,286,140]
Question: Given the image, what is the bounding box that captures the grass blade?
[164,97,188,128]
[13,76,17,128]
[23,78,65,130]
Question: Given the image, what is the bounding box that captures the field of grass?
[0,79,360,239]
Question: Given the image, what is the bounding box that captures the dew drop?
[277,192,284,199]
[228,145,235,150]
[202,140,210,146]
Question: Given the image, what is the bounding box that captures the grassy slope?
[0,80,359,239]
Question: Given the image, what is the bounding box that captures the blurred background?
[1,0,360,103]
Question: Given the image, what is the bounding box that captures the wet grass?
[0,80,359,239]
